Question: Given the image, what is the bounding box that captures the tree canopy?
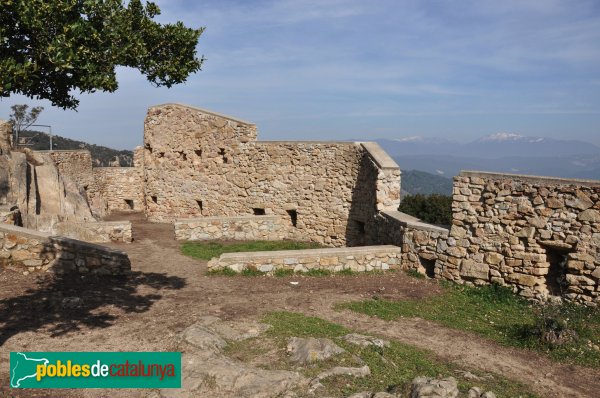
[0,0,204,109]
[398,194,453,226]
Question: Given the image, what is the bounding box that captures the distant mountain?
[401,170,453,196]
[380,133,600,180]
[17,130,134,167]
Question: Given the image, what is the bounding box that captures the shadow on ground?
[0,270,186,346]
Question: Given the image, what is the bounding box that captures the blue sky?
[1,0,600,149]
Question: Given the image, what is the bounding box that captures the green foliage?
[341,284,600,367]
[402,170,453,196]
[405,269,426,279]
[225,311,538,397]
[0,0,204,109]
[399,193,452,225]
[181,240,324,261]
[9,104,43,139]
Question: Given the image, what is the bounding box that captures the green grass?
[181,240,325,260]
[340,283,600,368]
[225,311,538,398]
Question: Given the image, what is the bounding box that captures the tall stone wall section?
[143,103,400,247]
[440,171,600,304]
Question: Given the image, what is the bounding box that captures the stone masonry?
[207,245,401,274]
[0,223,130,276]
[438,171,600,303]
[174,215,288,241]
[143,103,401,247]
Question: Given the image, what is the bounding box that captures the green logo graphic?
[9,352,181,388]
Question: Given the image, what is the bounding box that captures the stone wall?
[440,171,600,304]
[207,245,401,274]
[143,103,401,247]
[0,119,11,155]
[55,221,133,243]
[92,166,144,213]
[373,210,449,277]
[174,215,287,241]
[0,223,130,276]
[43,150,94,192]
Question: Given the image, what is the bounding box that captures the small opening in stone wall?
[354,220,366,235]
[196,200,203,213]
[219,148,228,164]
[124,199,134,210]
[287,209,298,227]
[419,257,436,278]
[177,151,187,161]
[195,149,202,157]
[145,143,153,154]
[151,195,158,204]
[253,208,266,216]
[543,245,571,296]
[83,185,88,191]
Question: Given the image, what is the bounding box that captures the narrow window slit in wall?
[196,200,203,213]
[124,199,134,210]
[287,209,297,227]
[218,148,228,164]
[151,195,158,204]
[419,257,436,278]
[543,245,571,296]
[253,208,266,216]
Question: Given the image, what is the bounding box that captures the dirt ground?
[1,214,600,397]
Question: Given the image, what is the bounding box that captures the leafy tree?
[0,0,204,109]
[9,104,44,145]
[399,193,453,226]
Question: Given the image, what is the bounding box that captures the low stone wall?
[174,215,288,241]
[207,245,401,274]
[373,211,449,277]
[0,223,130,275]
[54,221,133,243]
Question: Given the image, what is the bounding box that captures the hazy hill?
[380,133,600,180]
[401,169,453,196]
[17,130,134,167]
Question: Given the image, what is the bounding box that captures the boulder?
[286,337,345,364]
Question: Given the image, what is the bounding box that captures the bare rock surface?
[341,333,389,348]
[286,337,345,364]
[410,376,459,398]
[158,317,305,398]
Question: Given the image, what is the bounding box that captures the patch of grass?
[303,269,332,277]
[181,240,324,260]
[405,269,426,279]
[206,268,238,277]
[340,283,600,368]
[226,311,538,398]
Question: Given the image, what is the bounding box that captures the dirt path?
[1,215,600,397]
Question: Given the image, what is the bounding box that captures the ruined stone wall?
[174,215,288,241]
[0,223,130,276]
[441,171,600,304]
[92,167,144,212]
[207,245,401,274]
[55,221,133,243]
[143,103,400,247]
[44,150,94,192]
